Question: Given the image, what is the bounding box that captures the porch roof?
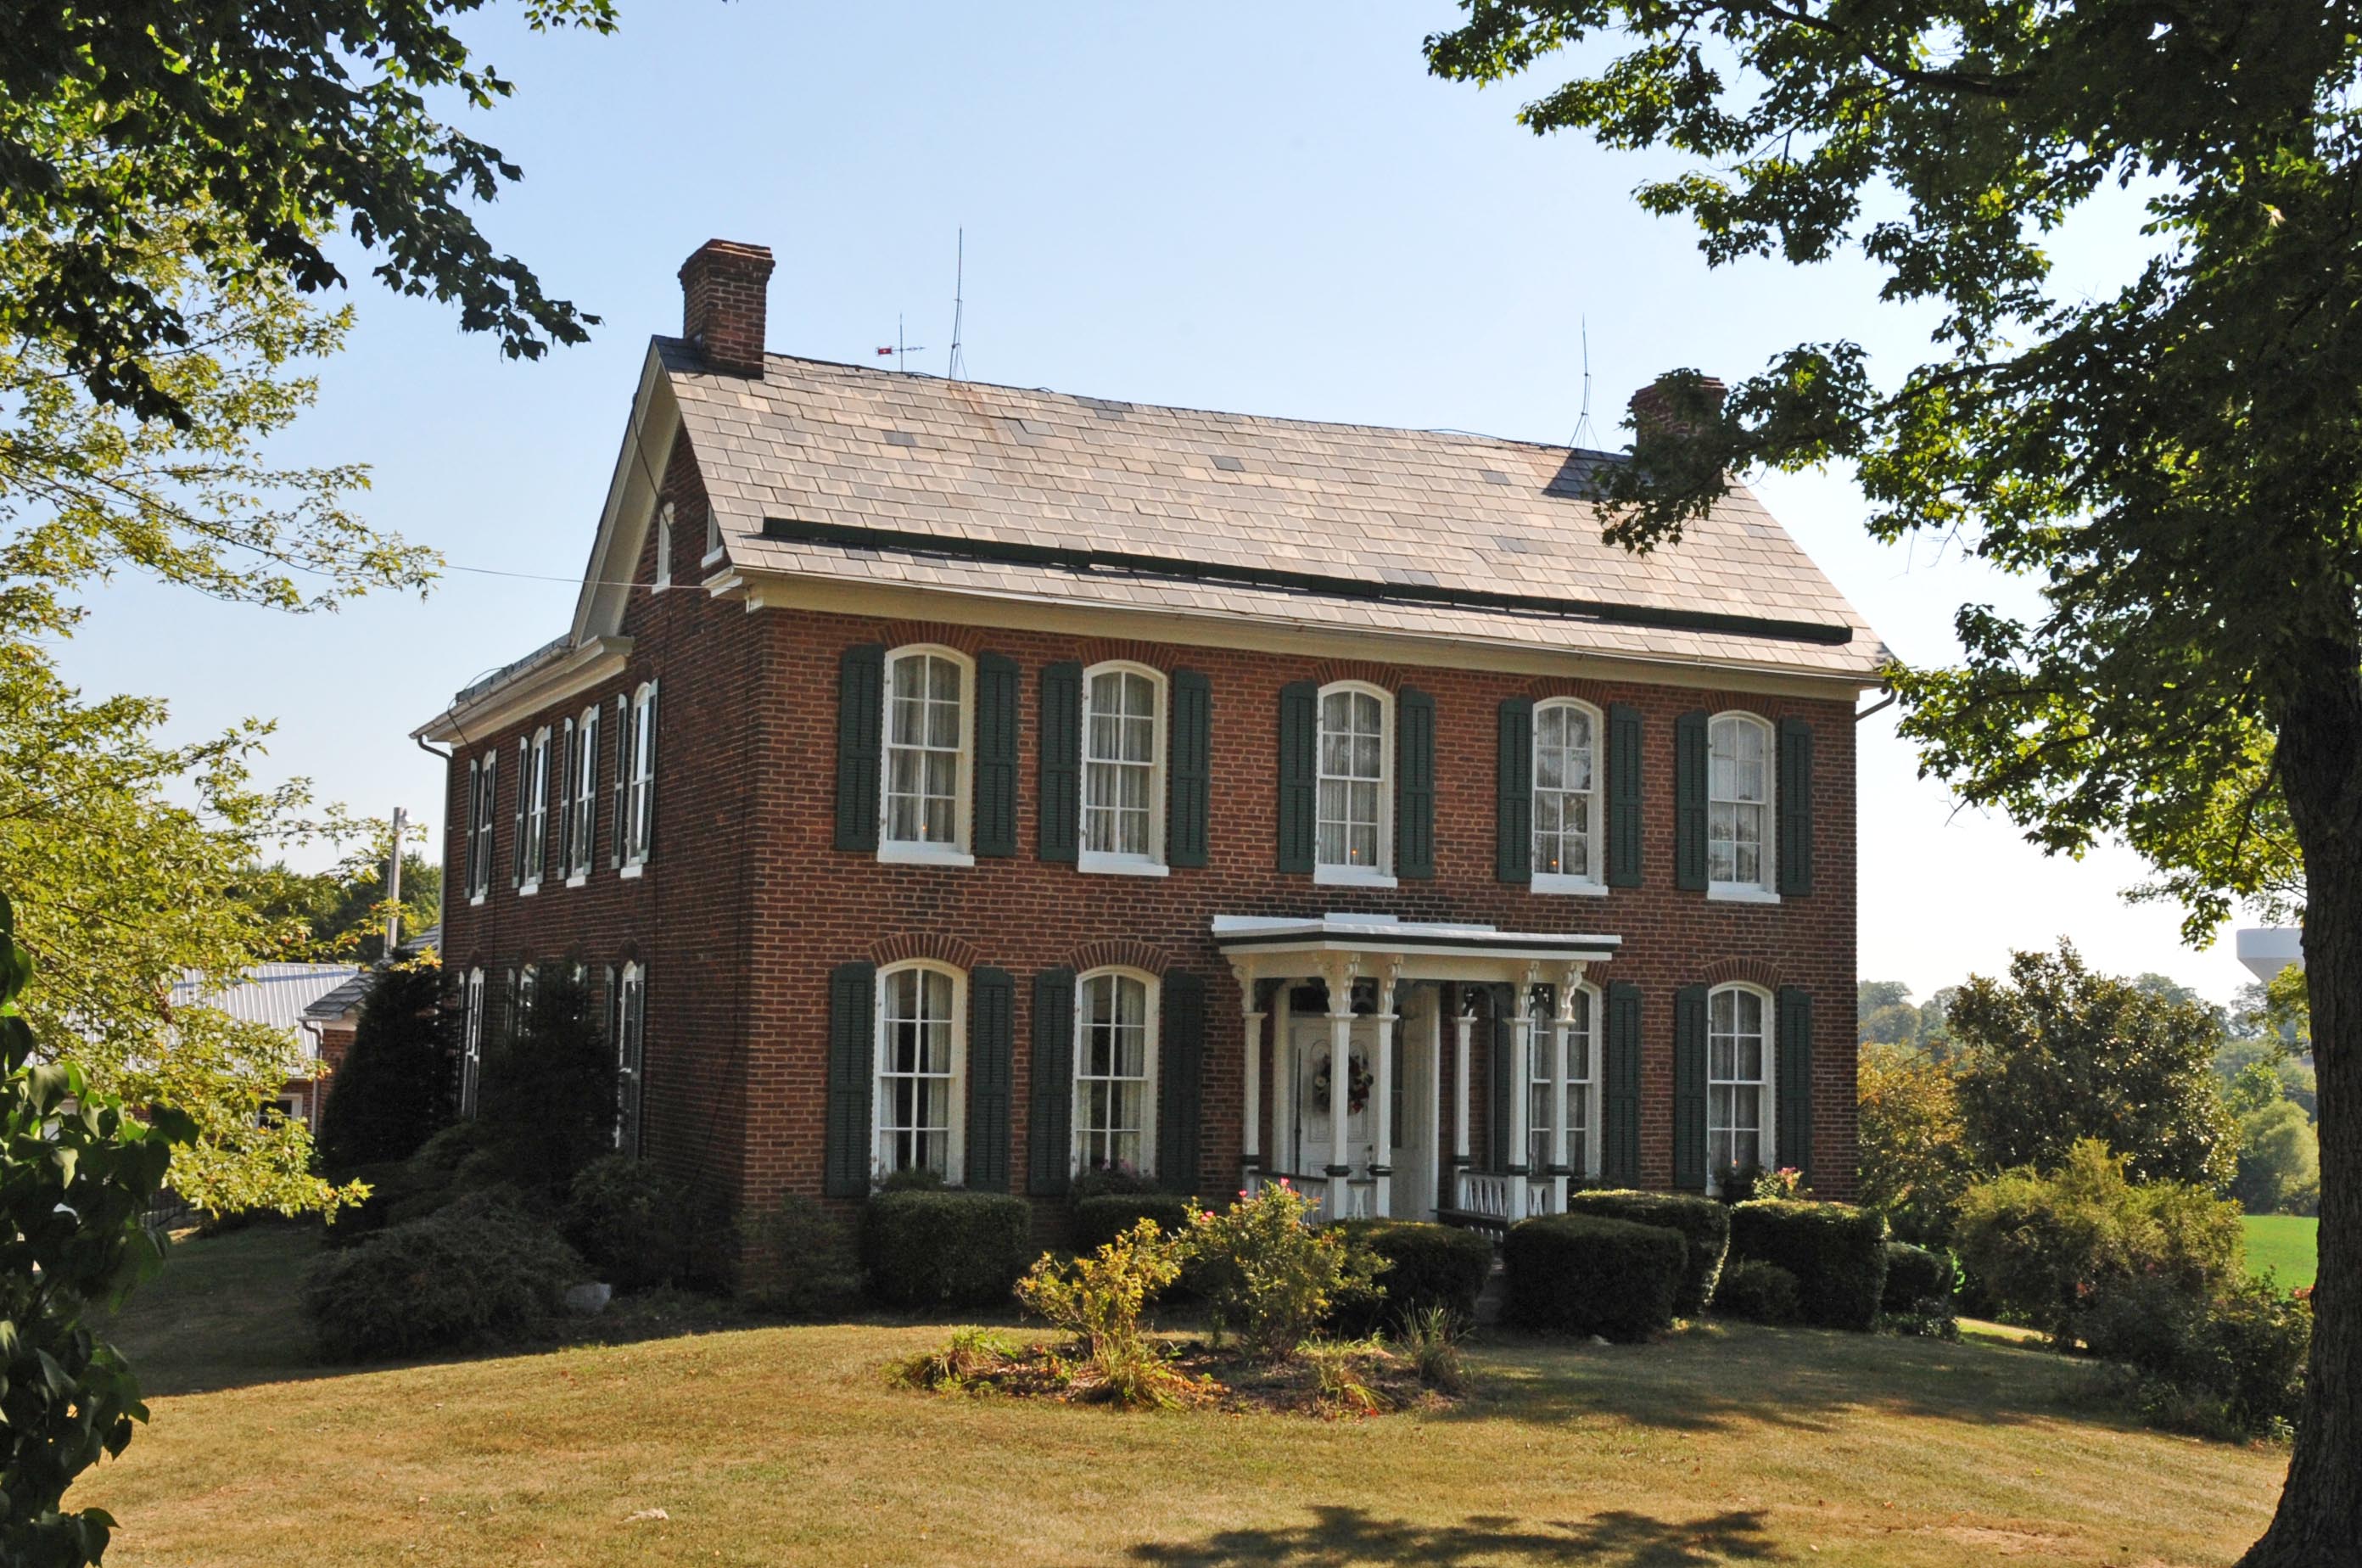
[1211,913,1618,988]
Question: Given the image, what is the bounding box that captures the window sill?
[879,843,976,869]
[1315,865,1398,890]
[468,893,486,909]
[518,882,540,898]
[619,862,646,881]
[701,547,726,568]
[1708,885,1782,905]
[1078,853,1169,879]
[566,874,588,890]
[1531,873,1609,898]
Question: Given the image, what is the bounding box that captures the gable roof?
[170,964,368,1051]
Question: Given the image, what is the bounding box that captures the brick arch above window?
[611,938,646,966]
[1064,938,1174,976]
[867,931,985,971]
[1511,675,1620,708]
[1702,956,1787,991]
[1307,658,1402,691]
[875,620,989,656]
[1073,637,1178,671]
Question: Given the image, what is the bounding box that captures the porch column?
[1323,955,1358,1222]
[1369,961,1402,1218]
[1424,986,1444,1218]
[1506,977,1536,1223]
[1452,991,1473,1212]
[1271,980,1295,1179]
[1548,982,1573,1214]
[1239,974,1264,1181]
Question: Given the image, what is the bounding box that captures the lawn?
[2241,1215,2319,1291]
[81,1226,2289,1568]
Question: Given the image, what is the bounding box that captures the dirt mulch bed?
[889,1330,1458,1419]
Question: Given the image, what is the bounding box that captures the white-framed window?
[1528,986,1600,1177]
[1708,711,1776,898]
[616,962,646,1154]
[467,752,497,902]
[1080,662,1167,875]
[1074,968,1159,1176]
[653,501,673,591]
[461,967,485,1117]
[875,961,966,1180]
[1533,698,1604,893]
[568,705,600,880]
[521,727,551,893]
[702,505,724,566]
[1707,983,1774,1186]
[880,646,973,864]
[625,681,658,867]
[1315,680,1392,883]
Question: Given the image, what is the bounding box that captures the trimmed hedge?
[1564,1190,1730,1316]
[861,1190,1033,1308]
[1329,1219,1495,1336]
[1881,1241,1957,1314]
[1503,1214,1682,1341]
[1716,1258,1800,1324]
[1728,1200,1888,1331]
[1071,1192,1198,1256]
[304,1194,584,1362]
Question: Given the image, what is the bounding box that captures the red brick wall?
[439,434,1861,1216]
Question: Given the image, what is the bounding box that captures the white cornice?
[413,635,635,745]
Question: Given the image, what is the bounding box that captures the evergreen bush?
[1072,1192,1197,1257]
[562,1155,691,1292]
[740,1193,862,1318]
[302,1192,583,1362]
[1727,1200,1889,1330]
[1501,1214,1682,1341]
[1328,1219,1494,1336]
[1564,1190,1730,1315]
[471,967,615,1202]
[1714,1258,1801,1324]
[860,1190,1032,1308]
[1880,1240,1958,1314]
[314,962,453,1175]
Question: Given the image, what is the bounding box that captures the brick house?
[415,239,1887,1231]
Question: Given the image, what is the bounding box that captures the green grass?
[79,1227,2292,1567]
[2242,1215,2320,1291]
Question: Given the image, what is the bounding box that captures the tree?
[2236,1100,2323,1218]
[1856,1044,1971,1245]
[473,967,614,1203]
[257,840,442,965]
[1426,8,2362,1552]
[0,888,192,1565]
[1949,944,2234,1190]
[314,961,455,1177]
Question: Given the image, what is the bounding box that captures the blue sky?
[55,1,2264,1006]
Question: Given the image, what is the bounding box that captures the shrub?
[1714,1259,1800,1324]
[1881,1241,1958,1313]
[1394,1303,1468,1394]
[1069,1165,1161,1201]
[879,1165,945,1192]
[1564,1190,1729,1316]
[861,1190,1032,1308]
[1954,1139,2244,1346]
[562,1156,689,1292]
[740,1192,861,1318]
[1072,1192,1197,1257]
[2079,1273,2310,1439]
[1327,1219,1493,1336]
[471,966,617,1201]
[889,1327,1026,1395]
[1727,1200,1888,1330]
[303,1193,585,1362]
[314,962,454,1175]
[1301,1337,1391,1417]
[1711,1161,1768,1207]
[1501,1214,1682,1341]
[1016,1218,1195,1408]
[1187,1182,1384,1360]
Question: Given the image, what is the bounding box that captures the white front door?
[1290,1019,1377,1175]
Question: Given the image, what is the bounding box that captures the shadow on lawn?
[1127,1504,1775,1566]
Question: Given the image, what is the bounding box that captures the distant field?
[2242,1215,2319,1291]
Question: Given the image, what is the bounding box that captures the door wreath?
[1311,1050,1376,1116]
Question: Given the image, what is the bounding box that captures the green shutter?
[1168,669,1212,869]
[1492,988,1519,1173]
[834,645,885,852]
[974,653,1020,857]
[1396,686,1436,879]
[825,962,876,1197]
[1608,703,1643,887]
[1028,967,1077,1194]
[1674,710,1709,892]
[1672,983,1709,1190]
[1777,986,1813,1183]
[1604,982,1643,1185]
[1777,716,1814,896]
[1157,971,1206,1195]
[1496,697,1533,884]
[966,966,1016,1190]
[1038,662,1082,863]
[1276,680,1318,874]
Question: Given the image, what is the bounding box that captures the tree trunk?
[2242,653,2362,1568]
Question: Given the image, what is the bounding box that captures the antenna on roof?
[1568,316,1599,450]
[875,315,927,373]
[947,228,967,381]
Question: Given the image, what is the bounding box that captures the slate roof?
[664,344,1887,683]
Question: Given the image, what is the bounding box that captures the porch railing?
[1448,1169,1564,1225]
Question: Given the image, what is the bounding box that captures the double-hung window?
[615,962,646,1154]
[875,962,965,1180]
[520,728,551,892]
[880,647,972,863]
[466,752,497,902]
[568,706,600,880]
[460,968,485,1117]
[1707,984,1772,1186]
[1074,969,1158,1176]
[1707,712,1775,898]
[1527,987,1599,1177]
[624,681,658,869]
[1532,699,1603,892]
[1315,682,1391,883]
[1080,663,1165,874]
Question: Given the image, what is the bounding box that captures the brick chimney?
[678,239,775,377]
[1628,372,1727,440]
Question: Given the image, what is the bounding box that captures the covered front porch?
[1213,914,1620,1229]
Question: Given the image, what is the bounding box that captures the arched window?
[875,961,966,1180]
[1532,698,1602,889]
[881,646,974,860]
[1316,681,1391,880]
[568,704,601,879]
[521,726,551,891]
[1707,983,1774,1188]
[461,967,486,1117]
[1074,968,1160,1176]
[1708,712,1774,893]
[1527,984,1602,1177]
[653,501,674,590]
[1080,662,1167,871]
[616,962,646,1154]
[624,681,658,867]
